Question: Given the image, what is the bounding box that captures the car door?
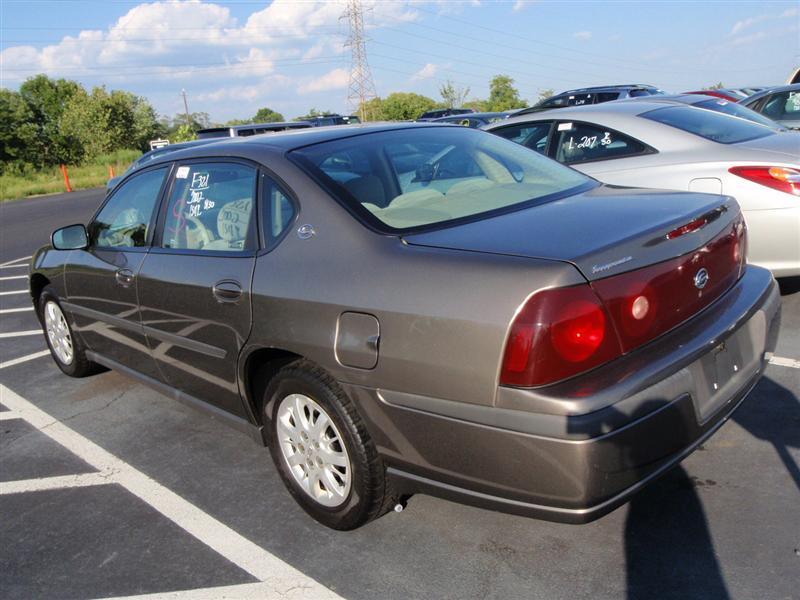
[63,166,169,380]
[136,160,258,417]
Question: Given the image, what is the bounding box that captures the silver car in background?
[487,100,800,278]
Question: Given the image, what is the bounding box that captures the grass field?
[0,150,142,201]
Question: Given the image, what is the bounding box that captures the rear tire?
[264,359,396,530]
[39,287,101,378]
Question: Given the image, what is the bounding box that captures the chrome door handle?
[212,280,242,303]
[115,268,135,287]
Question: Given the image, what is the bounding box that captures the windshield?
[291,126,593,232]
[641,105,773,144]
[691,98,785,130]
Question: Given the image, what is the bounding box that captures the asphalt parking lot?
[1,190,798,600]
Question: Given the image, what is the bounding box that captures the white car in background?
[487,100,800,278]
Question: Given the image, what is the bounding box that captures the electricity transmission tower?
[342,0,378,121]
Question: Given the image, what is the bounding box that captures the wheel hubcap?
[276,393,351,508]
[44,301,73,365]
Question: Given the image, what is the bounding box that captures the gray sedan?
[740,84,800,130]
[31,123,779,529]
[487,100,800,278]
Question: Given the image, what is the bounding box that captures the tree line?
[1,72,545,175]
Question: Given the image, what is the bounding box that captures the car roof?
[145,122,452,165]
[743,83,800,102]
[432,112,510,120]
[558,84,659,94]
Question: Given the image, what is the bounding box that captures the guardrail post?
[60,164,73,192]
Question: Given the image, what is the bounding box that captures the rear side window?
[568,94,594,106]
[262,176,296,249]
[90,167,167,248]
[594,92,620,103]
[492,122,552,155]
[554,122,650,164]
[161,163,257,252]
[641,105,772,143]
[762,91,800,120]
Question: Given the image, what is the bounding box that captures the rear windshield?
[291,127,593,232]
[691,98,784,130]
[641,105,772,143]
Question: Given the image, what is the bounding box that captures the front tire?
[264,360,396,530]
[39,287,100,377]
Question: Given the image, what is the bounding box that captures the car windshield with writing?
[291,126,593,232]
[641,105,774,144]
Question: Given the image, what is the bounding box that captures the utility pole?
[342,0,377,121]
[180,89,191,126]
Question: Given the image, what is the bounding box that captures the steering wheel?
[185,215,214,248]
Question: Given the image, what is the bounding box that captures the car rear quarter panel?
[244,154,585,409]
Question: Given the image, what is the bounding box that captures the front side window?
[762,91,800,120]
[554,122,650,164]
[492,122,552,155]
[161,162,257,252]
[291,126,593,232]
[89,167,167,248]
[641,105,772,144]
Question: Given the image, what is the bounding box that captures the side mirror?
[52,224,88,250]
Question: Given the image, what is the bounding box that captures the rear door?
[63,166,169,380]
[136,160,258,417]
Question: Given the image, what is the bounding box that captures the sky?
[1,0,798,123]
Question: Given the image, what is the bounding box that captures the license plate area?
[691,310,766,423]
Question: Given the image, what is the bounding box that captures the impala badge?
[694,268,709,290]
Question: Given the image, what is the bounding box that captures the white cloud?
[297,67,349,94]
[731,7,798,35]
[573,31,592,40]
[411,62,439,81]
[512,1,527,12]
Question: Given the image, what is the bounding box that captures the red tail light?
[500,216,746,388]
[500,285,622,387]
[729,166,800,196]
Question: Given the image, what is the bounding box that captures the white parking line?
[0,330,42,339]
[769,355,800,369]
[0,330,41,339]
[0,275,27,281]
[0,264,28,269]
[0,385,344,599]
[94,581,330,600]
[0,306,33,314]
[0,412,21,420]
[0,350,51,369]
[0,255,32,267]
[0,289,27,296]
[0,472,114,495]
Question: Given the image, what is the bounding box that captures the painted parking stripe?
[0,264,28,269]
[0,289,27,296]
[0,472,114,495]
[769,355,800,369]
[0,255,31,267]
[0,275,27,281]
[0,411,21,420]
[0,307,33,314]
[0,350,51,369]
[0,330,41,339]
[93,581,337,600]
[0,385,344,598]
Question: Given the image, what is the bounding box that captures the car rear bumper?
[343,265,781,522]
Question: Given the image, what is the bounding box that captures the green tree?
[486,75,527,111]
[295,108,337,121]
[18,74,83,166]
[171,124,197,143]
[253,107,285,122]
[380,92,439,120]
[439,80,470,109]
[538,89,555,102]
[0,89,38,172]
[358,97,385,121]
[706,82,725,90]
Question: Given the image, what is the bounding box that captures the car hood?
[403,185,738,281]
[734,132,800,162]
